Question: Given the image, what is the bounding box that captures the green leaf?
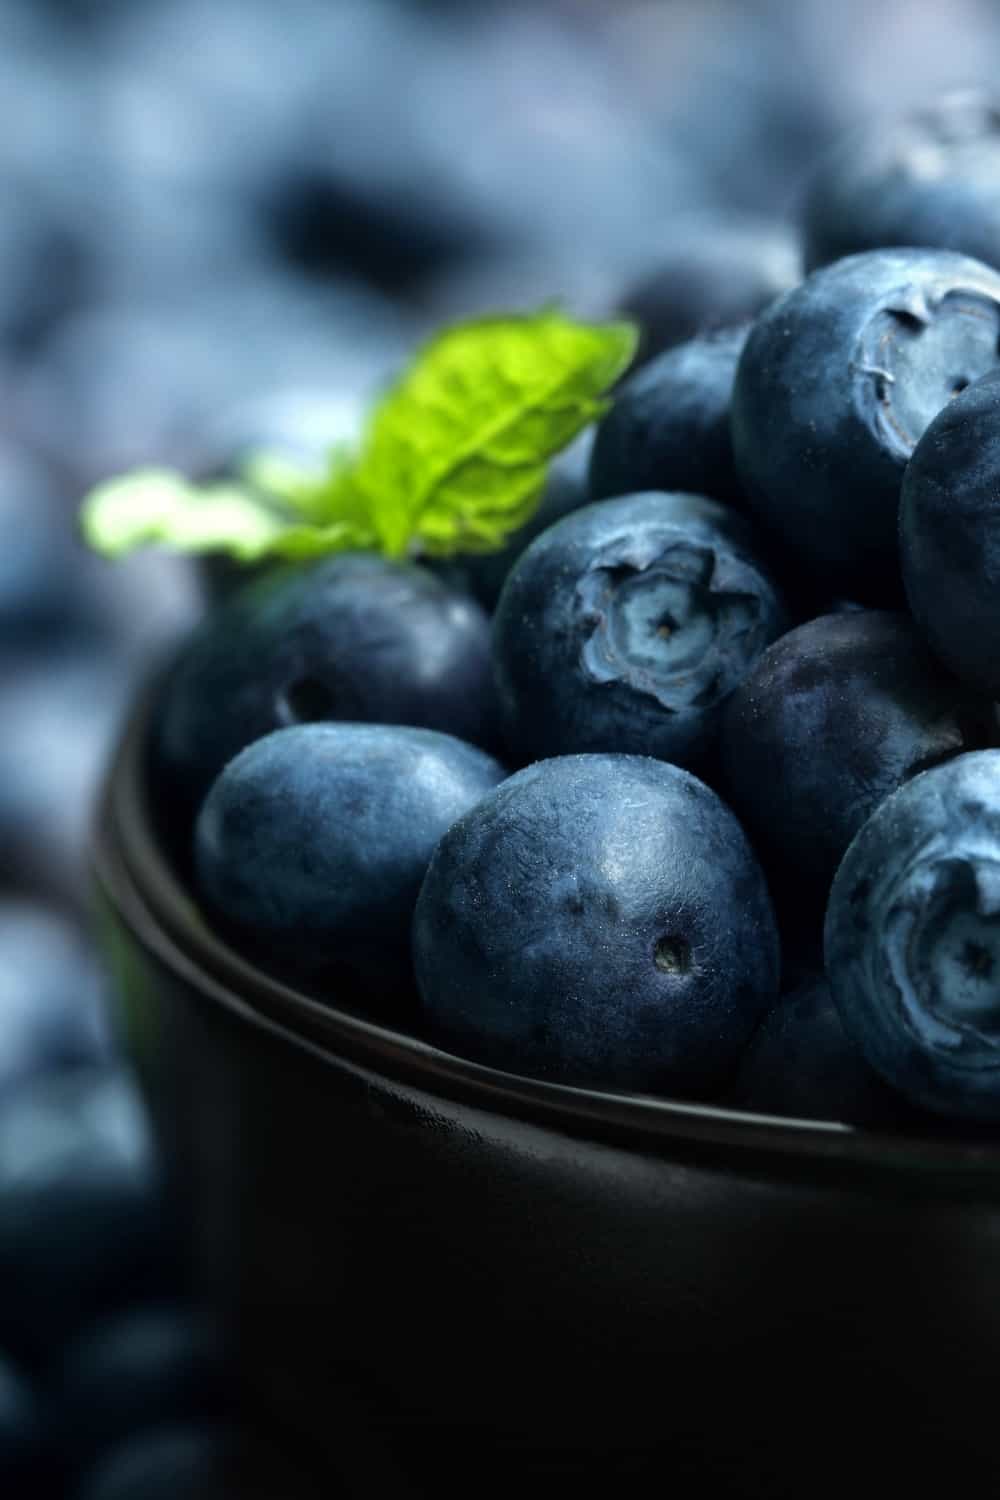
[80,469,374,561]
[353,310,638,557]
[77,309,638,567]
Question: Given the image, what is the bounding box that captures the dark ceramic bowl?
[92,671,1000,1499]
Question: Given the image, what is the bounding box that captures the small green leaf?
[80,469,375,561]
[77,309,638,567]
[353,310,638,557]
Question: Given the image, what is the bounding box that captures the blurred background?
[2,0,999,1493]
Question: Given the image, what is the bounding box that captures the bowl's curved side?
[89,674,1000,1496]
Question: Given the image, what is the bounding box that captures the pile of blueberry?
[155,91,1000,1134]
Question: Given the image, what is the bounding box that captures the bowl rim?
[92,660,1000,1178]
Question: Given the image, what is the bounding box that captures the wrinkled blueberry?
[589,326,748,508]
[825,751,1000,1121]
[730,973,906,1127]
[618,218,800,364]
[731,247,1000,601]
[492,491,787,769]
[195,722,506,1004]
[413,754,779,1095]
[0,903,114,1094]
[54,1304,224,1475]
[0,1069,176,1362]
[901,367,1000,699]
[804,90,1000,274]
[153,553,500,829]
[721,611,997,891]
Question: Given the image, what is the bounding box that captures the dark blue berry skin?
[413,754,780,1096]
[825,751,1000,1121]
[54,1305,224,1476]
[721,611,997,892]
[152,553,499,829]
[73,1428,230,1500]
[901,367,1000,700]
[729,973,906,1127]
[618,219,799,364]
[0,904,113,1095]
[492,491,788,771]
[589,327,748,509]
[195,723,506,1007]
[731,248,1000,602]
[803,91,1000,275]
[0,1070,176,1365]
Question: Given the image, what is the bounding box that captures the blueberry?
[825,751,1000,1121]
[0,1069,176,1362]
[72,1427,230,1500]
[731,247,1000,601]
[730,973,906,1127]
[0,652,132,907]
[413,754,779,1095]
[588,326,748,509]
[53,1304,224,1475]
[0,444,85,642]
[900,367,1000,699]
[0,903,114,1095]
[0,1352,43,1488]
[721,611,997,892]
[195,722,506,1005]
[153,553,500,829]
[492,491,787,770]
[803,90,1000,274]
[617,218,800,364]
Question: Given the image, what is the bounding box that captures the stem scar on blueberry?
[655,935,691,975]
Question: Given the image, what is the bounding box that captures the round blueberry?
[731,247,1000,601]
[618,219,800,364]
[492,491,787,770]
[0,1069,175,1362]
[0,903,114,1095]
[195,722,506,1005]
[730,973,906,1127]
[825,751,1000,1121]
[721,610,997,891]
[53,1304,224,1475]
[901,366,1000,699]
[152,552,500,829]
[0,444,83,643]
[589,327,748,509]
[803,90,1000,274]
[413,754,780,1096]
[0,1352,43,1488]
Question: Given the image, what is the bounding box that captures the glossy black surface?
[92,672,1000,1497]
